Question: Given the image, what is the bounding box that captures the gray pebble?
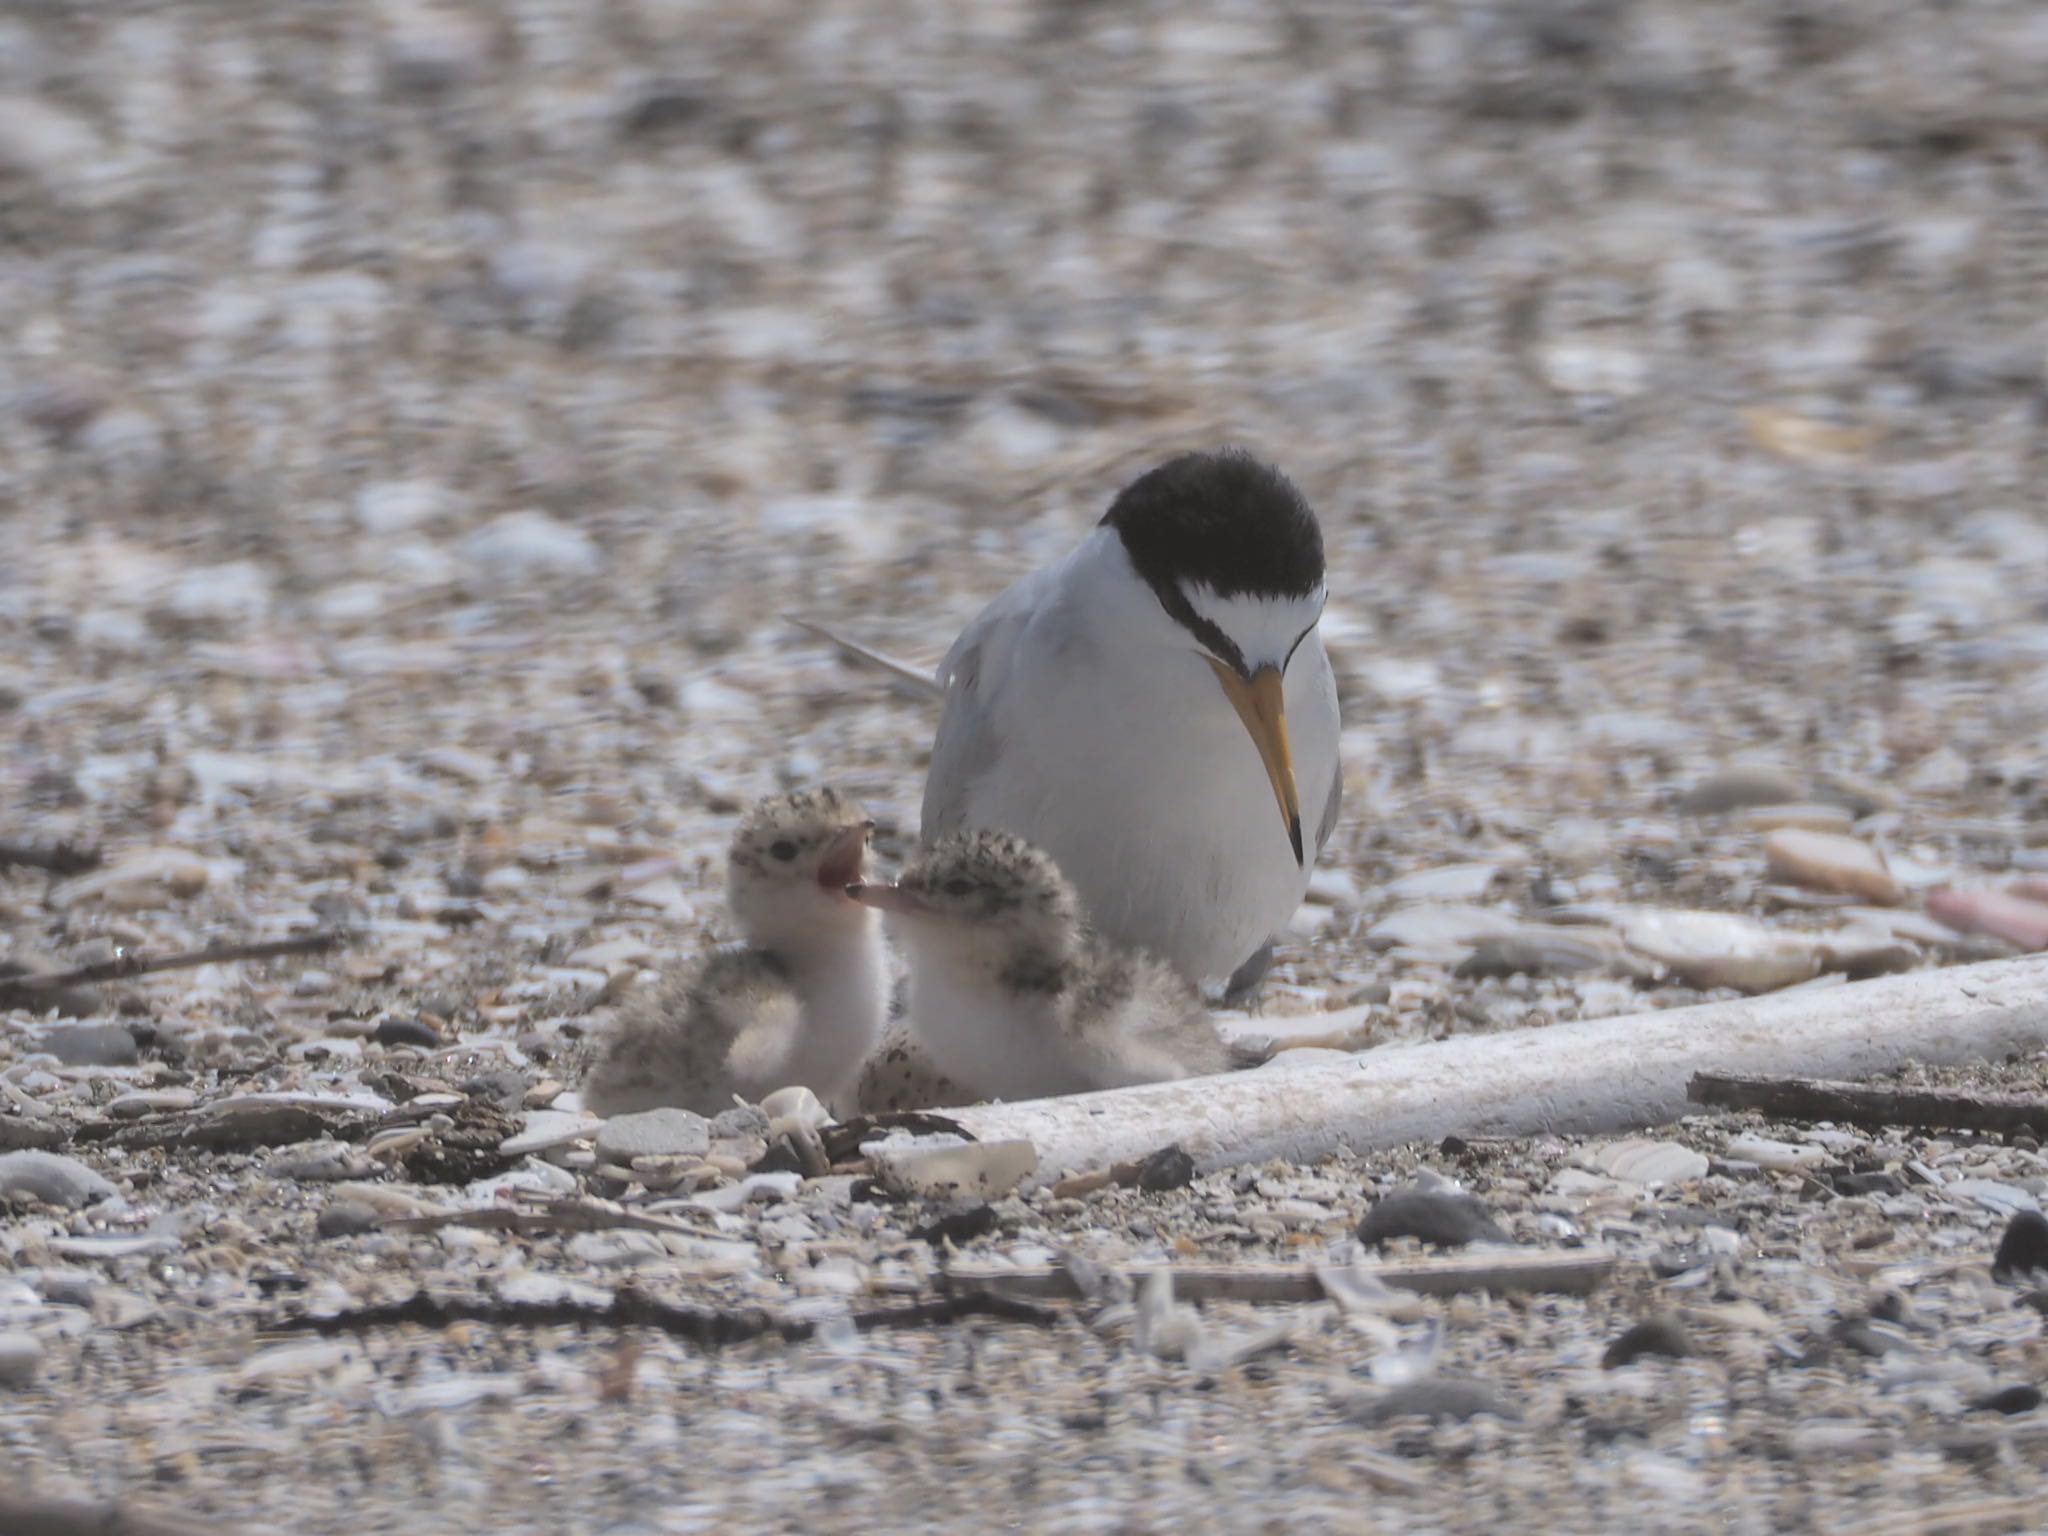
[1351,1377,1519,1425]
[0,1150,115,1208]
[39,1023,139,1067]
[0,1331,45,1388]
[1603,1316,1696,1368]
[1357,1186,1511,1249]
[595,1106,711,1163]
[1678,765,1805,815]
[315,1199,383,1238]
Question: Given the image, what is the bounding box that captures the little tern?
[921,448,1342,988]
[849,828,1228,1100]
[581,788,888,1117]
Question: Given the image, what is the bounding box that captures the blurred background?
[5,0,2048,1020]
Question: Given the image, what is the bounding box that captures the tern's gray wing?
[920,567,1056,840]
[1315,750,1343,856]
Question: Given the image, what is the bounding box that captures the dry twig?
[1,931,345,996]
[944,1248,1616,1303]
[274,1283,1059,1347]
[0,840,103,876]
[1689,1070,2048,1137]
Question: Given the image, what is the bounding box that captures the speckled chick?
[582,788,888,1116]
[850,829,1227,1102]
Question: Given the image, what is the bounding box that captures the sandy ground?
[6,0,2048,1530]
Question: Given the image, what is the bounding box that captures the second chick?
[850,828,1227,1102]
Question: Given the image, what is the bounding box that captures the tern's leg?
[1218,939,1276,1007]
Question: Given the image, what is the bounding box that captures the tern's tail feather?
[785,614,943,702]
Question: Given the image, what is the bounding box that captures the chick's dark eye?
[769,840,798,862]
[943,878,975,898]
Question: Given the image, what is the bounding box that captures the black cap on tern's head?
[1100,449,1325,610]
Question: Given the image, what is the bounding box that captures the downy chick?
[582,788,887,1116]
[849,829,1227,1101]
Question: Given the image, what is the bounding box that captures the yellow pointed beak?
[1205,658,1305,865]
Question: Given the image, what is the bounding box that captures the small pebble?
[38,1023,138,1067]
[0,1332,45,1388]
[374,1017,442,1048]
[1762,829,1904,905]
[1969,1385,2043,1416]
[0,1150,115,1208]
[1134,1144,1196,1193]
[315,1199,383,1238]
[1358,1187,1510,1249]
[1680,766,1806,815]
[1350,1377,1519,1426]
[1992,1210,2048,1282]
[595,1107,713,1163]
[1603,1317,1695,1368]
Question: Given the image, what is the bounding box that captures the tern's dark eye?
[769,840,798,862]
[943,877,975,898]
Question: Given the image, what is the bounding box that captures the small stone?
[1364,905,1521,953]
[1350,1377,1518,1426]
[871,1139,1038,1200]
[1992,1211,2048,1282]
[374,1016,442,1049]
[1926,887,2048,952]
[38,1023,138,1067]
[1134,1144,1196,1193]
[1455,928,1619,980]
[1679,765,1806,815]
[356,479,456,535]
[1617,909,1820,993]
[595,1107,712,1163]
[1603,1316,1694,1368]
[907,1203,1000,1246]
[499,1110,602,1156]
[1358,1187,1510,1249]
[315,1199,383,1238]
[48,849,210,910]
[0,1150,115,1208]
[1762,829,1904,905]
[1584,1139,1709,1188]
[1722,1135,1828,1172]
[761,1086,830,1136]
[459,510,602,582]
[1383,862,1506,903]
[0,1332,44,1388]
[1733,804,1856,833]
[164,560,272,627]
[687,1171,802,1212]
[1970,1385,2043,1416]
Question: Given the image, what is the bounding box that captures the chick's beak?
[1205,658,1305,866]
[815,821,873,893]
[845,880,926,915]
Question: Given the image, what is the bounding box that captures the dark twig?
[0,1491,224,1536]
[272,1283,1059,1347]
[0,840,103,876]
[2,931,345,995]
[1689,1070,2048,1138]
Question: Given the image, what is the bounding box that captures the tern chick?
[582,788,888,1116]
[850,829,1227,1101]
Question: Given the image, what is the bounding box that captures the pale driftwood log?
[949,954,2048,1180]
[946,1248,1616,1303]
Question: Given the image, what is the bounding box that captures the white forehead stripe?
[1180,582,1326,667]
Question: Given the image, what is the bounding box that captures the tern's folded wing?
[919,567,1057,840]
